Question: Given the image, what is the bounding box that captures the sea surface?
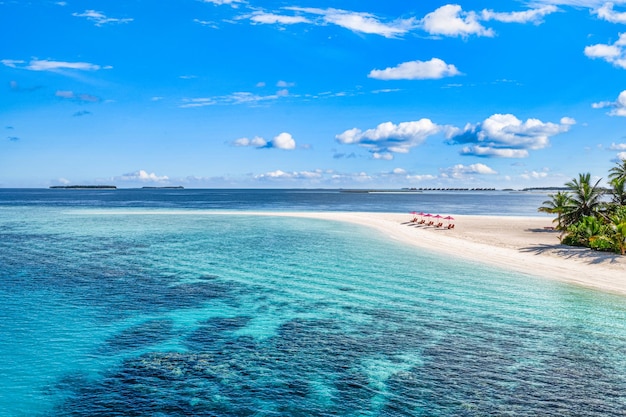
[1,189,625,416]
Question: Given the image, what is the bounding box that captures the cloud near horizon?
[440,163,498,178]
[117,170,169,183]
[449,113,575,158]
[368,58,461,80]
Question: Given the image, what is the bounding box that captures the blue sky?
[2,0,626,188]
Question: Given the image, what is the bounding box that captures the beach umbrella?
[444,215,454,227]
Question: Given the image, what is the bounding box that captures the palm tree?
[610,177,626,206]
[562,173,604,227]
[609,159,626,182]
[607,208,626,255]
[537,191,570,230]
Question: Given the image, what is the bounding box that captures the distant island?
[50,185,117,189]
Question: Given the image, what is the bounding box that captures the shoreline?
[70,209,626,296]
[246,211,626,297]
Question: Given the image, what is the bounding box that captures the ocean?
[1,189,625,416]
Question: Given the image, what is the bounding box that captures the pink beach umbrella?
[444,215,455,227]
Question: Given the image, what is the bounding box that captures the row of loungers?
[410,219,455,229]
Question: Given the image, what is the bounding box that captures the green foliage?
[608,159,626,183]
[542,162,626,255]
[562,173,604,227]
[537,191,571,230]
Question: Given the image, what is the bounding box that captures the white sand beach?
[247,211,626,296]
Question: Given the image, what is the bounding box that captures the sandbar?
[245,211,626,297]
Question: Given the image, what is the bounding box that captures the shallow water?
[1,203,626,416]
[0,190,626,416]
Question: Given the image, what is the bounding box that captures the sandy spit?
[242,211,626,297]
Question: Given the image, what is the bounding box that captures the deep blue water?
[0,188,550,215]
[1,189,625,416]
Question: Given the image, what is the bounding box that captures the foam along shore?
[244,211,626,297]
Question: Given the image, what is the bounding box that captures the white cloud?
[460,146,529,158]
[232,132,296,150]
[202,0,244,5]
[595,2,626,23]
[392,168,407,175]
[368,58,461,80]
[55,90,100,102]
[180,90,289,107]
[449,113,574,157]
[1,59,25,68]
[592,90,626,116]
[271,132,296,150]
[193,19,218,28]
[285,7,416,38]
[72,10,133,26]
[233,136,267,147]
[610,142,626,150]
[421,4,494,38]
[250,12,310,25]
[336,119,442,156]
[616,151,626,161]
[441,163,497,178]
[118,170,169,182]
[481,6,557,23]
[520,170,549,180]
[2,59,108,72]
[372,152,394,160]
[584,33,626,68]
[406,174,437,181]
[255,169,323,180]
[276,80,295,87]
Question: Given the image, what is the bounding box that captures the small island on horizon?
[49,185,117,189]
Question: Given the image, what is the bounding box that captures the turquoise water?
[2,205,626,415]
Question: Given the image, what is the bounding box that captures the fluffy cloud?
[118,170,169,182]
[595,2,626,23]
[271,132,296,150]
[592,90,626,116]
[233,132,296,150]
[440,163,497,179]
[481,6,557,23]
[610,142,626,150]
[336,119,443,157]
[584,33,626,68]
[449,114,575,158]
[420,5,494,38]
[368,58,461,80]
[72,10,133,26]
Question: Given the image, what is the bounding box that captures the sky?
[2,0,626,189]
